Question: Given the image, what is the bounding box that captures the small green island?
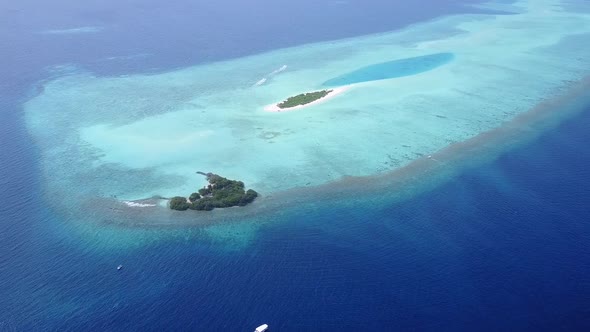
[277,89,333,109]
[169,173,258,211]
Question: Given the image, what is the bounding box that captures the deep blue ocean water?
[2,0,590,331]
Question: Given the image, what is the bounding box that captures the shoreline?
[66,75,590,228]
[264,86,350,112]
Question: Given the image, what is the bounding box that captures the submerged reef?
[278,90,332,109]
[169,173,258,211]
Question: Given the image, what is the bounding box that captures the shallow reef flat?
[24,0,590,226]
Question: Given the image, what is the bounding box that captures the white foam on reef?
[24,0,590,227]
[123,201,157,208]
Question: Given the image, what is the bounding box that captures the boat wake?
[270,64,288,76]
[254,78,267,86]
[253,64,287,86]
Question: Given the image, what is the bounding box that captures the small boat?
[117,265,123,270]
[254,324,268,332]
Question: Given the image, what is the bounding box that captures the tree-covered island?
[169,173,258,211]
[277,89,333,109]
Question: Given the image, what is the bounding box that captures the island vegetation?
[169,173,258,211]
[277,89,333,109]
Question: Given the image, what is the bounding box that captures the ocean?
[1,0,590,331]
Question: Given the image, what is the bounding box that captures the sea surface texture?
[1,0,590,330]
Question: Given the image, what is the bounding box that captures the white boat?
[254,324,268,332]
[117,265,123,270]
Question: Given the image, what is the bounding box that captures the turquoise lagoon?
[322,53,455,86]
[24,0,590,228]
